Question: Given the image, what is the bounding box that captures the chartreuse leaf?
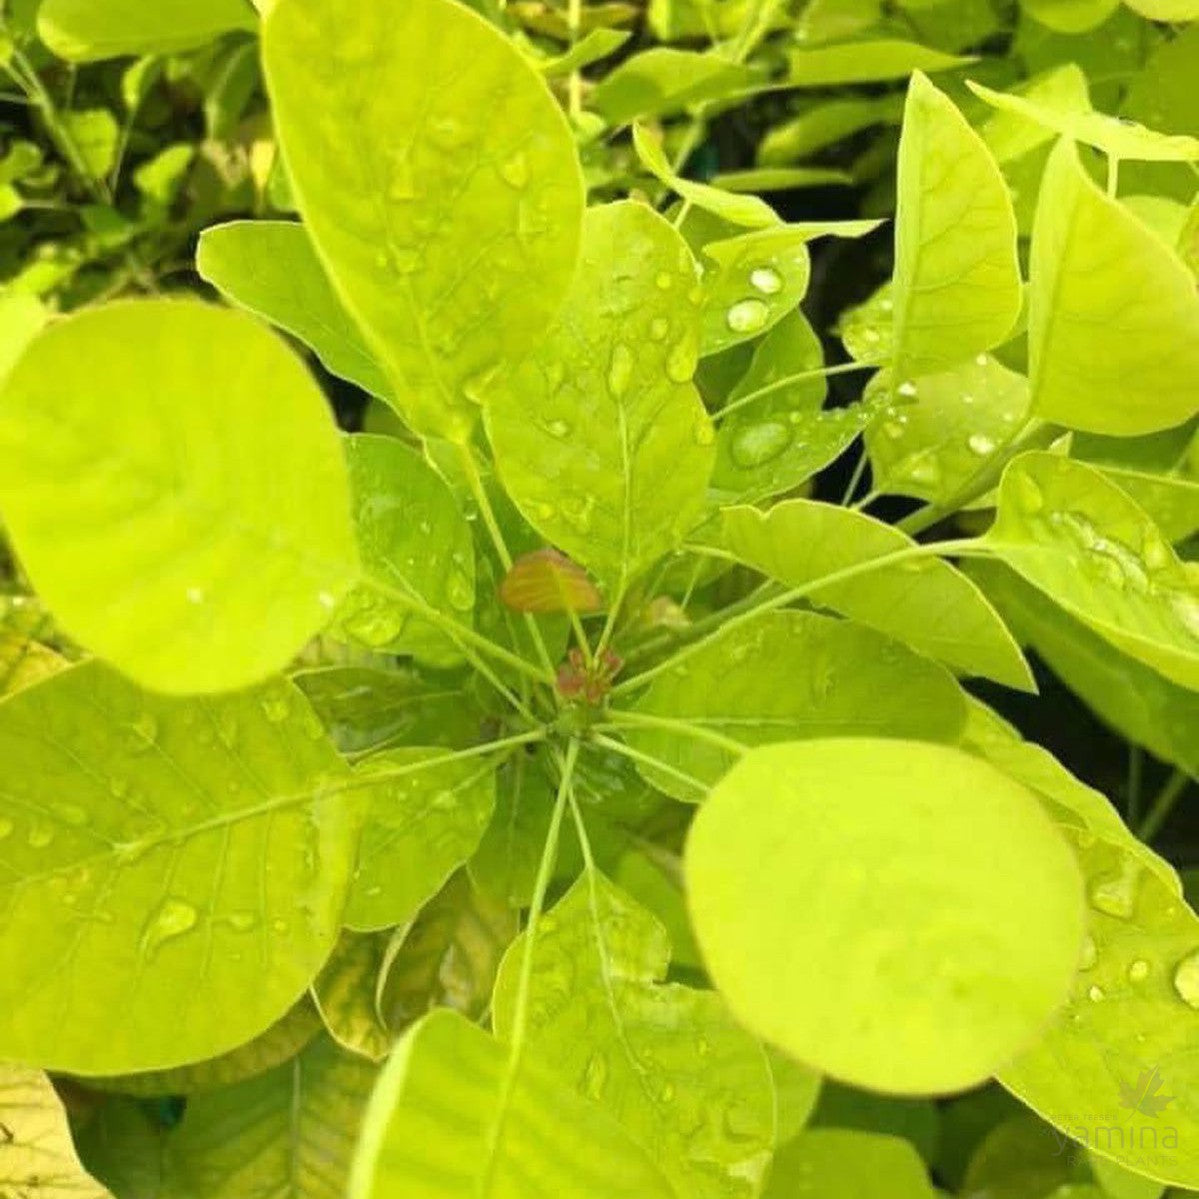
[686,739,1085,1094]
[348,1009,677,1199]
[0,1063,112,1198]
[770,1050,823,1144]
[764,1129,936,1199]
[984,454,1199,691]
[0,631,64,697]
[698,226,811,356]
[1124,0,1199,15]
[38,0,256,61]
[344,748,496,932]
[492,870,775,1199]
[624,610,967,802]
[968,79,1199,163]
[1089,1154,1166,1199]
[263,0,584,440]
[313,932,393,1062]
[162,1035,377,1199]
[0,301,358,695]
[892,73,1022,381]
[1028,140,1199,435]
[633,124,779,231]
[999,827,1199,1189]
[197,221,392,401]
[973,561,1199,779]
[711,311,882,504]
[591,48,756,124]
[86,999,324,1096]
[485,202,714,595]
[720,500,1034,689]
[0,662,360,1075]
[1018,0,1118,34]
[978,64,1091,165]
[0,293,46,381]
[328,435,475,666]
[864,356,1030,504]
[784,41,974,86]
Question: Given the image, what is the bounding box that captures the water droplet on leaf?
[749,266,783,295]
[1128,959,1151,983]
[730,420,792,468]
[1173,950,1199,1008]
[607,343,634,398]
[967,433,996,456]
[142,898,198,955]
[726,299,769,335]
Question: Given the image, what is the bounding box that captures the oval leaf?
[38,0,255,61]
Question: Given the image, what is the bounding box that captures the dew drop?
[227,911,257,933]
[271,918,288,934]
[729,420,792,469]
[693,418,715,447]
[318,591,337,611]
[666,334,697,384]
[749,266,783,295]
[1078,934,1097,971]
[649,317,669,342]
[185,586,205,605]
[536,502,556,520]
[1127,959,1151,983]
[1173,950,1199,1008]
[897,380,918,398]
[607,343,634,398]
[726,298,769,335]
[547,419,571,439]
[655,272,673,290]
[967,433,996,456]
[28,823,54,849]
[142,898,198,955]
[1089,860,1142,920]
[1088,984,1105,1003]
[499,151,529,189]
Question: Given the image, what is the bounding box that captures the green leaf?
[978,65,1091,166]
[892,72,1022,381]
[293,665,478,757]
[1120,0,1199,22]
[1018,0,1118,33]
[698,226,812,356]
[538,28,631,78]
[492,869,776,1199]
[0,301,358,695]
[328,435,475,665]
[972,561,1199,779]
[1000,827,1199,1189]
[633,124,779,230]
[61,109,120,179]
[263,0,584,440]
[1028,139,1199,435]
[197,221,393,401]
[378,871,515,1029]
[74,1096,166,1199]
[711,311,881,504]
[485,201,714,595]
[784,40,974,86]
[0,631,65,697]
[313,931,393,1062]
[38,0,256,61]
[83,999,324,1096]
[345,748,496,932]
[0,662,359,1075]
[720,500,1034,689]
[770,1050,823,1144]
[968,79,1199,163]
[764,1129,936,1199]
[162,1035,377,1199]
[0,1064,112,1198]
[591,48,756,124]
[810,1082,941,1162]
[348,1009,677,1198]
[864,356,1030,504]
[625,610,968,801]
[686,739,1085,1094]
[984,453,1199,691]
[1089,1153,1167,1199]
[0,293,46,382]
[758,96,905,165]
[839,280,894,364]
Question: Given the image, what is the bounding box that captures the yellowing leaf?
[0,301,358,695]
[686,739,1085,1094]
[499,549,603,615]
[263,0,584,440]
[1028,139,1199,435]
[892,72,1022,380]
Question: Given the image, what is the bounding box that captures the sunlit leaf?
[721,499,1034,688]
[348,1009,677,1198]
[764,1128,937,1199]
[0,301,358,695]
[687,739,1085,1093]
[892,72,1022,381]
[0,663,359,1074]
[592,48,756,124]
[0,1064,112,1198]
[1017,0,1118,34]
[486,201,714,594]
[344,748,496,932]
[492,870,775,1198]
[38,0,255,61]
[263,0,584,439]
[985,454,1199,690]
[625,610,968,801]
[197,221,393,400]
[1027,139,1199,435]
[0,293,46,381]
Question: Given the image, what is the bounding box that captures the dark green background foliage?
[0,0,1198,1196]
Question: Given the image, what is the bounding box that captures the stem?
[613,537,988,695]
[342,728,546,779]
[601,708,747,756]
[1137,769,1190,844]
[897,420,1060,537]
[479,739,577,1196]
[839,443,870,506]
[456,442,556,679]
[1107,155,1120,200]
[590,732,710,796]
[716,360,877,423]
